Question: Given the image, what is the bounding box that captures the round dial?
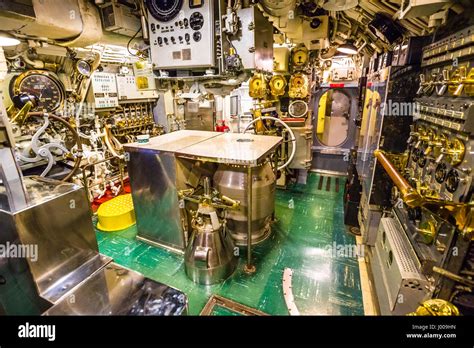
[435,163,447,183]
[190,12,204,30]
[445,169,460,193]
[292,47,308,66]
[76,60,92,77]
[12,71,65,112]
[249,74,267,99]
[289,100,308,118]
[193,31,202,42]
[417,151,427,168]
[145,0,184,22]
[269,75,287,96]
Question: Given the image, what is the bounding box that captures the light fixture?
[336,41,358,55]
[0,32,20,47]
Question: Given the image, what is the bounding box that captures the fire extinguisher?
[216,120,230,132]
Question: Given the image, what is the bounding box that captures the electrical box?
[100,1,141,37]
[399,0,450,19]
[231,6,274,72]
[89,72,119,109]
[146,0,217,70]
[116,75,159,102]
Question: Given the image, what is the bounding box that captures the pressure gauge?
[291,46,309,67]
[75,60,92,77]
[288,73,309,99]
[249,73,268,99]
[288,100,308,118]
[11,70,65,112]
[269,75,287,96]
[145,0,184,22]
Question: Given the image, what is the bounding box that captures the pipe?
[374,150,423,207]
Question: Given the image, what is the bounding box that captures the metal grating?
[381,218,419,274]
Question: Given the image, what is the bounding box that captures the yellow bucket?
[97,194,136,232]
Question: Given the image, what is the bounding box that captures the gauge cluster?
[146,0,217,70]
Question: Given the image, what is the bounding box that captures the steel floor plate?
[95,173,364,315]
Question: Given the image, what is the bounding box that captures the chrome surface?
[127,150,185,250]
[214,163,275,246]
[371,217,429,315]
[184,206,238,285]
[176,132,282,166]
[44,262,187,315]
[124,130,221,153]
[0,177,100,305]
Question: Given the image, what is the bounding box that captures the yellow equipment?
[97,194,136,232]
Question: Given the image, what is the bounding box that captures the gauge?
[417,152,427,168]
[145,0,184,22]
[435,163,447,183]
[269,75,287,96]
[411,148,420,163]
[75,59,92,77]
[288,73,309,99]
[249,73,267,99]
[289,100,308,118]
[292,47,308,67]
[445,169,460,193]
[190,12,204,30]
[12,70,65,112]
[193,31,202,42]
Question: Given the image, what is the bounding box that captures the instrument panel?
[146,0,216,70]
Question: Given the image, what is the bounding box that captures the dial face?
[435,163,447,183]
[14,72,65,112]
[269,75,286,96]
[190,12,204,30]
[289,101,308,118]
[446,169,459,193]
[292,48,308,66]
[146,0,184,22]
[76,60,92,77]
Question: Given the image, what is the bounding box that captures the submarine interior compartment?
[0,0,473,316]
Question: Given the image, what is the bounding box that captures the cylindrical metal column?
[244,165,256,273]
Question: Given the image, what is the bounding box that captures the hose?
[26,112,83,182]
[244,116,296,171]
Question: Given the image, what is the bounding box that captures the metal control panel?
[116,75,159,101]
[146,0,216,69]
[89,72,119,109]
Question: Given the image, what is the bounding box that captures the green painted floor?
[95,173,364,316]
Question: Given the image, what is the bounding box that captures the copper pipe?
[374,150,423,207]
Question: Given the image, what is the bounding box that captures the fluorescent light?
[336,42,358,55]
[0,32,20,47]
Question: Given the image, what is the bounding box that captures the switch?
[185,33,190,43]
[164,37,169,45]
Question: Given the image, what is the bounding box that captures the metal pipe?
[244,165,256,273]
[374,150,423,207]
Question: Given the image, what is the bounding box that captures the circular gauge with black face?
[435,163,447,183]
[12,70,65,112]
[417,151,427,168]
[411,148,420,163]
[190,12,204,30]
[145,0,184,22]
[445,169,460,193]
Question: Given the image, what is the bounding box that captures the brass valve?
[415,220,436,244]
[440,138,465,166]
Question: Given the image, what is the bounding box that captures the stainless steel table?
[124,130,282,272]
